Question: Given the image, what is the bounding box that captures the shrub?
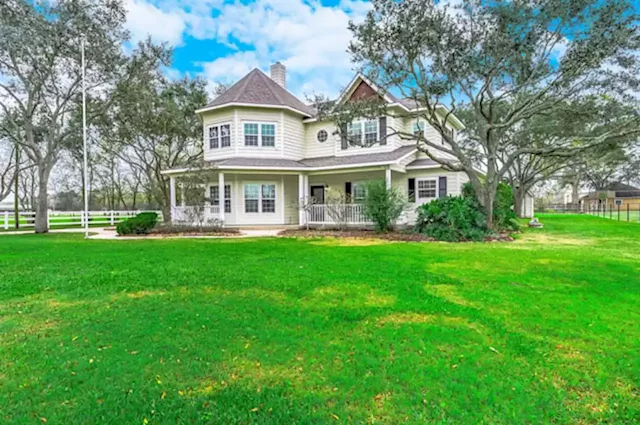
[462,182,520,231]
[415,196,488,242]
[363,180,407,233]
[116,212,159,235]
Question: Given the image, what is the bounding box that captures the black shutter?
[345,182,352,203]
[438,176,447,198]
[408,178,415,203]
[340,125,348,150]
[379,116,387,145]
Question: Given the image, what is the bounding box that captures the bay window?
[210,184,232,213]
[208,123,231,149]
[244,183,276,213]
[244,122,277,147]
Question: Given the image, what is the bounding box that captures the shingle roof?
[300,146,416,168]
[201,69,313,116]
[205,157,307,169]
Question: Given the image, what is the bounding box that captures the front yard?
[0,215,638,424]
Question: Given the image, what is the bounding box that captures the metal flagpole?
[81,38,89,239]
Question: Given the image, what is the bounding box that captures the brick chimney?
[270,62,286,89]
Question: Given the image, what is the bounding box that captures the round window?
[317,130,328,143]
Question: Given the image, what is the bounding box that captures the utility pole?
[81,38,89,239]
[14,142,19,229]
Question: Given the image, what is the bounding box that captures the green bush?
[363,180,407,233]
[462,182,520,231]
[415,196,488,241]
[116,212,159,235]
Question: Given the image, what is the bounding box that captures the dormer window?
[244,122,276,147]
[208,123,231,149]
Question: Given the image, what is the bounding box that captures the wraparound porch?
[168,165,462,227]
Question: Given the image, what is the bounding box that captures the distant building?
[581,182,640,208]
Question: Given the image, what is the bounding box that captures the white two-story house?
[162,62,469,227]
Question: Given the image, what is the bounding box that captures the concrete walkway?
[1,227,284,240]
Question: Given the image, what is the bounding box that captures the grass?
[0,214,638,424]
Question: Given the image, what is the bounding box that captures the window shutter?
[340,125,348,150]
[379,116,387,145]
[345,182,352,203]
[438,176,447,198]
[408,178,415,203]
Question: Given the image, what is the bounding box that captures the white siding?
[303,121,338,158]
[283,174,300,225]
[282,111,305,160]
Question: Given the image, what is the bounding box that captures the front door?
[310,185,325,204]
[310,185,325,223]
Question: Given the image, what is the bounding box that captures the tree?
[329,0,640,228]
[363,180,407,232]
[0,138,17,204]
[98,72,207,221]
[0,0,161,232]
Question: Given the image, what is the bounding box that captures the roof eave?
[196,102,312,117]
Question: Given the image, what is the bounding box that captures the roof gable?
[198,69,313,116]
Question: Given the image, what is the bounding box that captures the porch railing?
[172,205,220,224]
[306,204,371,225]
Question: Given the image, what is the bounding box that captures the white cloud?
[197,0,373,98]
[124,0,187,45]
[123,0,373,98]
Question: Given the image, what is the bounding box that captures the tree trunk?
[483,191,496,230]
[571,177,580,211]
[514,188,526,218]
[35,166,51,233]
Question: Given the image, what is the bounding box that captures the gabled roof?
[196,69,313,117]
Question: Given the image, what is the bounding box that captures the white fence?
[306,204,371,225]
[2,210,162,230]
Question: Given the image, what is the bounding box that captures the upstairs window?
[413,121,425,138]
[244,123,259,146]
[346,119,378,146]
[244,122,277,147]
[208,124,231,149]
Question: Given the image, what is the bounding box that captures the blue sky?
[123,0,374,99]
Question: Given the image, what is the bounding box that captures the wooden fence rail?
[2,210,162,230]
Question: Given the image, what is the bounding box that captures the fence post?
[617,205,620,221]
[3,211,8,230]
[627,204,630,222]
[110,210,114,226]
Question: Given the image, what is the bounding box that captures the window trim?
[243,183,277,214]
[317,129,328,143]
[243,121,278,148]
[206,122,232,150]
[416,178,438,201]
[347,119,379,146]
[209,183,232,214]
[352,181,368,204]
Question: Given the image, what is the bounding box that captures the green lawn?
[0,215,638,424]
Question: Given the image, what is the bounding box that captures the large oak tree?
[333,0,639,228]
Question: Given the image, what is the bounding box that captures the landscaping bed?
[147,225,241,237]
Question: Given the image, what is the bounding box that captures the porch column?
[218,172,225,225]
[385,166,392,189]
[298,173,305,226]
[169,176,176,222]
